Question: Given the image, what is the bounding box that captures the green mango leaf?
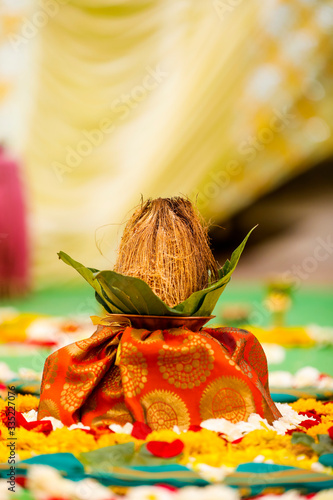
[291,432,315,447]
[58,227,256,317]
[58,251,178,316]
[79,442,135,471]
[291,432,333,457]
[172,226,257,316]
[221,259,232,277]
[312,434,333,456]
[79,442,180,470]
[58,252,120,315]
[58,251,99,289]
[94,291,113,314]
[94,270,181,316]
[95,276,137,314]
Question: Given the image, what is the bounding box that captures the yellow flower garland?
[245,326,314,347]
[291,399,333,416]
[0,396,332,473]
[0,394,40,413]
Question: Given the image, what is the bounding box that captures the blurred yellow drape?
[21,0,333,285]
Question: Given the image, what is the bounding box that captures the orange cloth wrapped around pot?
[38,322,281,428]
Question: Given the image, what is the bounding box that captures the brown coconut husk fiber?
[114,197,219,307]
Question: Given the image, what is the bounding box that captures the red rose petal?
[15,476,26,488]
[16,411,30,427]
[286,428,305,435]
[299,411,321,423]
[232,437,244,444]
[2,409,27,428]
[147,439,184,458]
[156,483,178,491]
[2,409,53,435]
[188,425,202,432]
[300,419,318,430]
[131,422,152,440]
[25,419,53,435]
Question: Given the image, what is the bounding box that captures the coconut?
[114,197,219,307]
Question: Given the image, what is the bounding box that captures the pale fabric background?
[1,0,333,285]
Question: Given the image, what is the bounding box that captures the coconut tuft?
[114,197,219,307]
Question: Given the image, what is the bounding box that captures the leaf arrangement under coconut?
[58,197,256,317]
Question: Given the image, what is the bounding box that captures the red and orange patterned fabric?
[38,321,281,428]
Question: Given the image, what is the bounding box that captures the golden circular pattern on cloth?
[141,390,190,431]
[101,366,123,399]
[248,340,267,379]
[64,343,82,356]
[157,334,214,389]
[111,401,134,424]
[40,352,59,393]
[65,343,98,362]
[200,376,256,423]
[91,402,133,427]
[75,327,114,352]
[60,360,107,412]
[199,330,223,348]
[167,328,189,337]
[119,342,148,398]
[38,399,61,420]
[131,329,162,344]
[238,359,253,378]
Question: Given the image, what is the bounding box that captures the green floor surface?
[1,282,333,375]
[1,282,333,327]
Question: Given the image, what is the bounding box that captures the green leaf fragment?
[291,432,333,457]
[79,442,136,470]
[79,442,181,470]
[58,226,256,317]
[291,432,315,447]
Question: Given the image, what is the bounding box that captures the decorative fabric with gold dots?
[38,324,281,428]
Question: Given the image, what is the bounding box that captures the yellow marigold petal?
[15,394,40,413]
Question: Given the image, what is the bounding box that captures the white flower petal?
[109,422,133,434]
[23,409,38,422]
[68,422,91,431]
[41,416,64,430]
